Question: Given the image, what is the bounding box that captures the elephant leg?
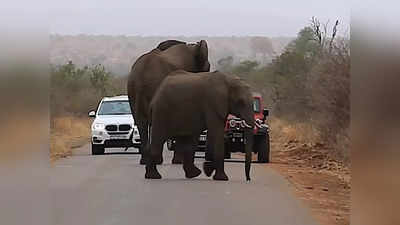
[203,133,215,177]
[137,120,148,165]
[145,137,163,179]
[203,161,215,177]
[137,116,163,165]
[171,140,184,164]
[180,136,201,179]
[211,128,228,181]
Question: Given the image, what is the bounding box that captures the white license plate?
[199,136,206,141]
[233,133,243,138]
[110,135,127,139]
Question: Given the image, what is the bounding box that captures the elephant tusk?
[254,119,269,129]
[256,123,269,129]
[241,120,253,129]
[240,119,269,129]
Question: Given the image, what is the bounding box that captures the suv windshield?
[253,98,260,113]
[98,100,131,115]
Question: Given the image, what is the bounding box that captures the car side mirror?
[88,110,96,118]
[263,109,269,119]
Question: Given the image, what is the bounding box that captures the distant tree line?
[50,61,126,117]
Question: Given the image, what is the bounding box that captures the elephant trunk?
[244,128,253,181]
[242,111,254,182]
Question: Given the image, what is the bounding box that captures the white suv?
[88,95,141,155]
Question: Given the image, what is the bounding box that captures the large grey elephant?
[127,40,210,164]
[145,71,255,181]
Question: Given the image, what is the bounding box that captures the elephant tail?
[244,128,252,182]
[147,107,153,145]
[245,148,251,182]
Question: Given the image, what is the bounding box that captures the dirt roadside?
[50,117,91,162]
[269,137,350,225]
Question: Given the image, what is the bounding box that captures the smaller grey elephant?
[145,70,255,181]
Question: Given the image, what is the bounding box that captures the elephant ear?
[198,40,208,64]
[157,40,186,51]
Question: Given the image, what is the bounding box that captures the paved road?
[51,144,318,225]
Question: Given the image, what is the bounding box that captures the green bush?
[50,61,126,117]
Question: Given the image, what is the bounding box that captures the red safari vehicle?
[204,92,270,163]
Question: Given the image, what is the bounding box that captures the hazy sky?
[46,0,350,36]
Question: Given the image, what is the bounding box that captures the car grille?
[105,124,132,132]
[107,132,129,135]
[119,124,131,131]
[105,125,118,131]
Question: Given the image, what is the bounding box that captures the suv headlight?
[92,123,105,130]
[133,126,139,135]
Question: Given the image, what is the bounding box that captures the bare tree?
[310,17,340,53]
[310,16,323,45]
[329,20,340,53]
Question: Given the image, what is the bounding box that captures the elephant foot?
[184,165,202,179]
[145,165,162,179]
[172,152,183,164]
[203,161,215,177]
[213,171,229,181]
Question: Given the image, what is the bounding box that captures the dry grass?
[270,117,320,144]
[50,116,91,161]
[270,116,350,181]
[268,117,350,225]
[271,117,350,165]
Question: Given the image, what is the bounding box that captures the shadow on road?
[194,156,267,164]
[104,152,141,155]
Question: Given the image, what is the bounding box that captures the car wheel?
[205,142,213,161]
[92,143,105,155]
[256,133,270,163]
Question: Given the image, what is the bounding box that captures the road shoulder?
[269,140,351,225]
